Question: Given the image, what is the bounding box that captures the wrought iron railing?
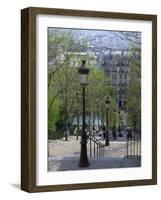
[126,130,141,158]
[88,135,105,158]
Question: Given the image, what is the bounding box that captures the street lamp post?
[113,108,117,140]
[105,96,110,146]
[78,60,90,167]
[96,99,99,131]
[118,110,123,137]
[76,92,81,141]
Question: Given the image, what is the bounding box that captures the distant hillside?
[49,27,141,50]
[72,29,131,49]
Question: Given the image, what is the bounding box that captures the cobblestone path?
[48,136,141,171]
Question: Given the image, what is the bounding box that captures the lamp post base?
[118,132,123,137]
[112,129,117,140]
[78,142,89,167]
[105,130,110,146]
[78,161,89,167]
[105,141,110,146]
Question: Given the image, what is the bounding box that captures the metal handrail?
[126,130,141,158]
[88,135,105,158]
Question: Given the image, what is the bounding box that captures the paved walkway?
[48,157,141,171]
[48,136,141,171]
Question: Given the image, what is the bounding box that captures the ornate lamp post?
[105,96,111,146]
[96,99,99,131]
[78,60,90,167]
[118,110,123,137]
[76,91,81,140]
[113,108,117,140]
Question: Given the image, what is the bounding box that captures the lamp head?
[105,96,111,109]
[78,60,90,85]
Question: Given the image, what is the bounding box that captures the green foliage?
[48,97,60,132]
[127,45,141,129]
[48,29,118,136]
[86,67,117,128]
[48,129,64,140]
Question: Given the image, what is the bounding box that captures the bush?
[48,129,64,140]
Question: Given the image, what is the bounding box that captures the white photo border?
[36,14,152,186]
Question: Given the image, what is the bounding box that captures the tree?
[127,46,141,130]
[48,29,91,138]
[48,28,117,138]
[113,31,141,130]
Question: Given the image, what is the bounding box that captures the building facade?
[100,49,131,109]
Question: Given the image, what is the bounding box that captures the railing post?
[89,135,92,157]
[99,143,100,157]
[130,131,132,157]
[136,132,139,157]
[97,143,98,157]
[94,138,95,158]
[134,131,136,156]
[100,144,102,157]
[127,135,129,158]
[103,145,104,157]
[88,135,106,159]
